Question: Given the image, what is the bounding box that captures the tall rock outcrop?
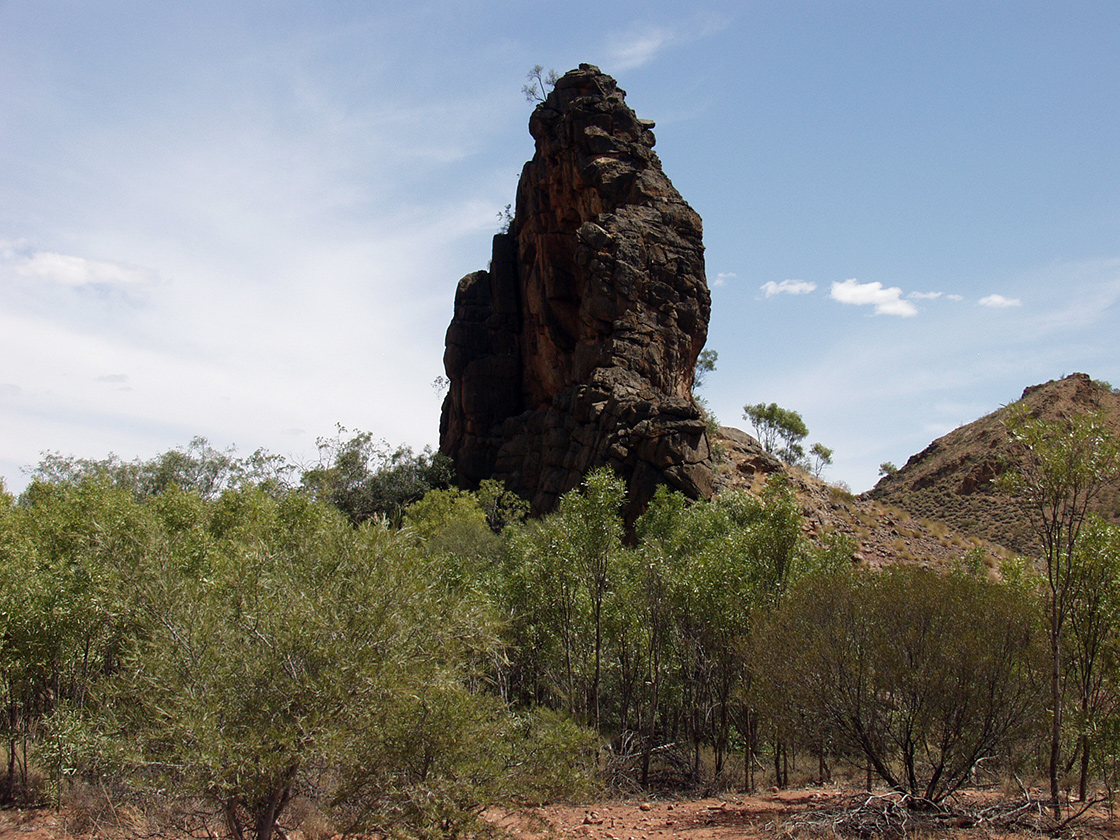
[440,64,715,517]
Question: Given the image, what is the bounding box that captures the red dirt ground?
[7,787,1120,840]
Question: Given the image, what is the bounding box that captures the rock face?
[440,64,714,518]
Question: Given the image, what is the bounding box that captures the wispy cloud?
[908,291,942,300]
[714,272,736,288]
[15,251,155,287]
[762,279,817,297]
[1022,258,1120,333]
[606,14,730,71]
[830,278,918,317]
[979,293,1022,308]
[609,27,674,71]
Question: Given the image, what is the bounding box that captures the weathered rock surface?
[440,64,714,518]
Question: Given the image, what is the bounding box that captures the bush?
[757,565,1044,805]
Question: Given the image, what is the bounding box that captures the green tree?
[503,470,626,729]
[113,488,502,840]
[403,487,506,595]
[476,478,529,533]
[809,443,833,478]
[998,405,1120,816]
[28,438,296,500]
[693,349,717,392]
[1068,518,1120,800]
[557,470,627,731]
[636,477,809,784]
[300,426,453,526]
[0,491,40,801]
[8,477,159,801]
[624,501,678,785]
[502,516,591,717]
[760,565,1043,806]
[743,402,809,465]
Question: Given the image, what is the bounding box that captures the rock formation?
[440,64,715,518]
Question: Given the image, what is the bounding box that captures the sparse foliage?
[522,65,558,102]
[809,442,833,478]
[998,404,1120,816]
[1069,518,1120,800]
[300,426,453,526]
[743,402,809,464]
[693,349,717,392]
[759,565,1043,805]
[26,437,296,499]
[742,402,831,473]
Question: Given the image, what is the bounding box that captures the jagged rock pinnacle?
[440,65,714,519]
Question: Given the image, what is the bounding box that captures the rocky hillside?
[866,373,1120,555]
[714,426,1015,571]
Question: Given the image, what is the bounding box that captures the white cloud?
[979,293,1022,308]
[15,251,154,287]
[946,294,965,301]
[830,278,918,317]
[714,272,736,288]
[606,14,730,71]
[609,27,674,71]
[762,279,817,297]
[908,291,942,300]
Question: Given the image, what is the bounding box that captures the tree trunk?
[773,742,786,789]
[817,729,828,785]
[743,709,755,793]
[592,598,602,732]
[1080,730,1090,802]
[1050,599,1062,820]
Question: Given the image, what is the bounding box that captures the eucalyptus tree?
[1068,519,1120,800]
[760,565,1043,806]
[637,476,809,783]
[0,489,39,801]
[113,487,505,840]
[27,437,296,500]
[998,405,1120,816]
[743,403,808,464]
[300,426,453,526]
[500,469,627,729]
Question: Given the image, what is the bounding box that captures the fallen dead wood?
[777,790,1105,839]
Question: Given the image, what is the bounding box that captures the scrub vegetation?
[2,412,1120,839]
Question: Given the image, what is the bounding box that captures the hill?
[712,426,1014,571]
[866,372,1120,554]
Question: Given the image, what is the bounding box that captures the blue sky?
[2,1,1118,494]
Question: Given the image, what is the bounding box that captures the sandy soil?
[7,788,1120,840]
[486,788,1120,840]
